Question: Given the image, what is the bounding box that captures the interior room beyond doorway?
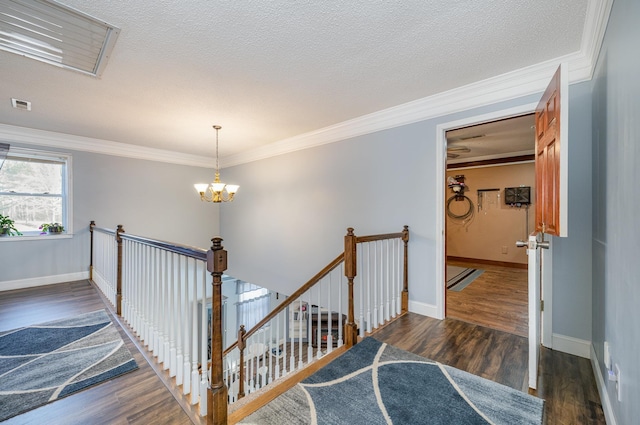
[445,114,535,337]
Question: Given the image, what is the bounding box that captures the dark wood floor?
[446,260,528,337]
[1,280,604,424]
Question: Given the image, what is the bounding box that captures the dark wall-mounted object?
[504,186,531,205]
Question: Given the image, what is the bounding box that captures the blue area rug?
[241,337,543,424]
[0,310,138,421]
[447,266,484,291]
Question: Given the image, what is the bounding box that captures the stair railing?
[90,221,218,421]
[222,225,409,405]
[90,222,409,425]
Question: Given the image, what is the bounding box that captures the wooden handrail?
[91,225,118,235]
[223,252,345,356]
[119,232,208,261]
[355,231,405,243]
[91,225,207,260]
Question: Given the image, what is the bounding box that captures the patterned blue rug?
[0,310,138,421]
[241,337,543,424]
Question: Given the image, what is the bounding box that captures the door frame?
[435,103,553,347]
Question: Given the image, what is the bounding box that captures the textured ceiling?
[0,0,589,161]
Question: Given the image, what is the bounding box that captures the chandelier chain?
[214,125,221,173]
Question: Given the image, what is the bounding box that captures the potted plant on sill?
[40,222,65,234]
[0,213,22,236]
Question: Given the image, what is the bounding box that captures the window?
[236,280,271,330]
[0,147,72,237]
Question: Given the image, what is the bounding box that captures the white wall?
[0,142,219,290]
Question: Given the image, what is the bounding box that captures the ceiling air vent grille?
[0,0,120,77]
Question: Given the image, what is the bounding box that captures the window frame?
[0,147,73,241]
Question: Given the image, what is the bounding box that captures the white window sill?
[0,233,73,242]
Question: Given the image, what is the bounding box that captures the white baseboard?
[591,343,617,425]
[0,271,89,292]
[408,300,440,319]
[552,333,591,358]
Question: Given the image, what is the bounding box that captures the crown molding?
[0,123,214,168]
[0,0,611,169]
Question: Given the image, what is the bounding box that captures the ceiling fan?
[447,145,471,158]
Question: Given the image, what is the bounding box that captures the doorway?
[444,115,535,336]
[433,103,544,326]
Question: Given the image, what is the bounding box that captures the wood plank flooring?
[446,260,528,337]
[1,280,604,424]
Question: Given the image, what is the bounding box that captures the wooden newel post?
[207,237,228,425]
[116,224,124,316]
[344,228,358,347]
[89,221,95,281]
[237,325,246,399]
[401,225,409,314]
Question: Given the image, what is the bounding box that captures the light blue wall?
[552,81,593,341]
[220,85,593,342]
[591,0,640,422]
[0,143,219,289]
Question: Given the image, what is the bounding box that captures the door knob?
[516,239,550,249]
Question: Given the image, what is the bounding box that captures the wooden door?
[535,66,564,236]
[528,63,568,390]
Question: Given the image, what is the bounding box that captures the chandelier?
[194,125,239,203]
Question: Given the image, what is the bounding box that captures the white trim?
[407,300,438,319]
[541,237,553,348]
[225,58,577,167]
[559,63,569,237]
[435,103,539,321]
[552,333,591,358]
[0,124,214,168]
[591,343,618,425]
[0,271,89,292]
[0,1,613,169]
[0,233,73,242]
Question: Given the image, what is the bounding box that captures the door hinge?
[540,300,544,312]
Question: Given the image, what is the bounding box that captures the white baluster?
[169,252,177,376]
[175,255,184,386]
[338,266,343,347]
[190,258,200,402]
[385,240,390,322]
[183,258,192,395]
[378,241,384,327]
[201,260,208,367]
[396,239,404,314]
[162,251,170,369]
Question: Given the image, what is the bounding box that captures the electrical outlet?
[604,341,611,369]
[501,246,508,254]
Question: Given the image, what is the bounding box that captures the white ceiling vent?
[11,98,31,111]
[0,0,120,77]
